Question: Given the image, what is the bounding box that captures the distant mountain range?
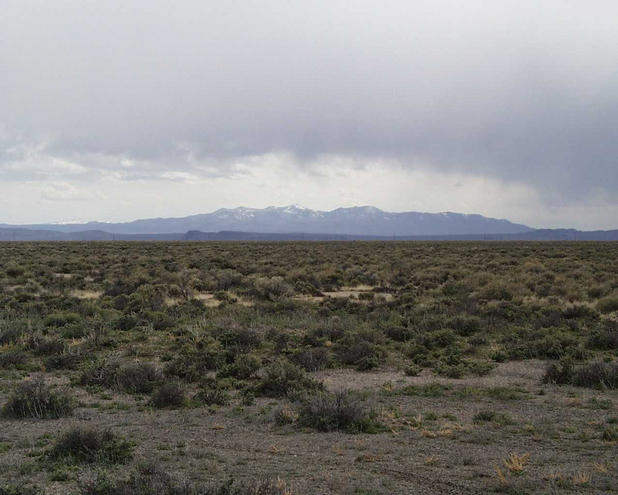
[2,205,530,236]
[0,206,616,241]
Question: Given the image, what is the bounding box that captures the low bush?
[335,339,385,371]
[116,362,162,394]
[44,312,81,328]
[113,314,138,331]
[151,382,186,408]
[48,426,133,464]
[0,485,42,495]
[587,321,618,350]
[290,347,330,371]
[217,354,261,380]
[25,334,65,356]
[217,327,262,354]
[194,384,230,406]
[252,276,293,301]
[602,426,618,441]
[473,410,514,426]
[254,360,322,398]
[45,349,86,370]
[449,316,482,336]
[384,325,413,342]
[0,325,23,346]
[0,350,27,369]
[297,390,383,433]
[544,360,618,389]
[2,376,73,419]
[597,295,618,314]
[164,342,225,382]
[79,359,161,393]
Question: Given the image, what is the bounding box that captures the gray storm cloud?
[1,1,617,209]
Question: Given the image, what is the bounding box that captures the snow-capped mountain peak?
[14,206,533,236]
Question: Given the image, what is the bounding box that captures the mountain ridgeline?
[0,206,616,241]
[3,206,530,236]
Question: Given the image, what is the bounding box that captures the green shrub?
[127,284,168,312]
[0,485,42,495]
[335,339,385,371]
[117,362,162,393]
[416,329,457,350]
[217,327,262,354]
[194,384,230,406]
[404,364,421,376]
[601,426,618,442]
[252,276,293,301]
[217,354,261,380]
[5,264,25,278]
[297,390,383,433]
[25,334,65,356]
[587,321,618,350]
[44,349,86,370]
[0,350,27,369]
[449,316,482,336]
[79,359,161,393]
[561,304,596,319]
[0,324,23,346]
[384,326,413,342]
[44,312,81,327]
[48,426,133,464]
[164,341,225,381]
[254,360,322,398]
[473,410,514,425]
[597,295,618,314]
[113,315,138,331]
[2,376,73,419]
[141,311,174,330]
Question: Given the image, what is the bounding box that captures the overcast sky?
[1,1,617,229]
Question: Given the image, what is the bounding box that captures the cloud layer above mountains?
[1,1,617,228]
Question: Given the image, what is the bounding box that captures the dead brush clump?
[503,452,530,473]
[151,382,186,409]
[273,403,298,426]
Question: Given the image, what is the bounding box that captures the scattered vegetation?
[0,241,617,493]
[79,463,293,495]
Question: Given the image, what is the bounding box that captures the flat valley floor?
[0,242,616,494]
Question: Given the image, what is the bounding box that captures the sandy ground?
[1,361,617,494]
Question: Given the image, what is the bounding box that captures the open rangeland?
[0,242,617,494]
